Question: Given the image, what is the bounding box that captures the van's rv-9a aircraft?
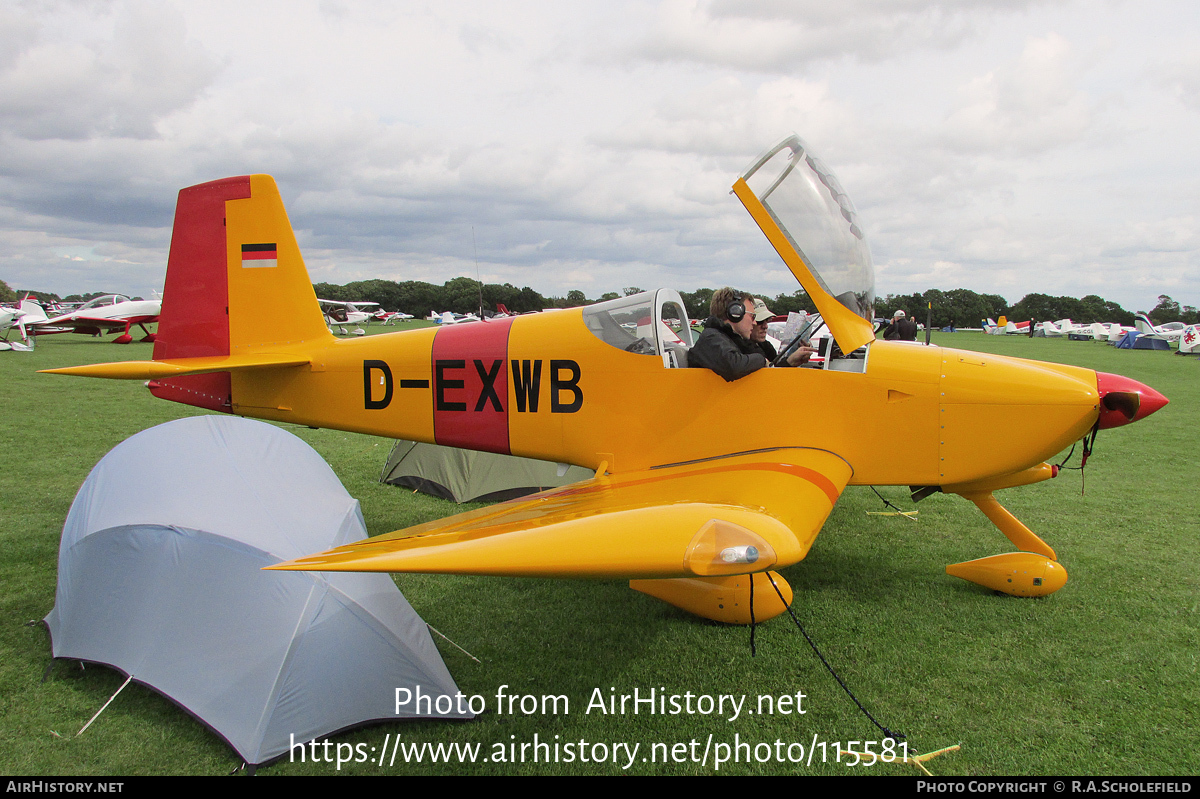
[45,135,1168,624]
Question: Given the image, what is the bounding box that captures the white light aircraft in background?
[27,294,162,344]
[429,310,481,325]
[318,299,381,335]
[983,317,1030,335]
[1090,322,1134,342]
[1135,313,1184,343]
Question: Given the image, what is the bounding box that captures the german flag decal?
[241,243,277,268]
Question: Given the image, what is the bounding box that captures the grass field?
[1,328,1196,776]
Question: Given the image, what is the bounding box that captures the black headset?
[726,292,746,322]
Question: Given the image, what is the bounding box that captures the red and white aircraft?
[374,309,414,325]
[4,296,61,348]
[1180,324,1200,354]
[32,294,161,343]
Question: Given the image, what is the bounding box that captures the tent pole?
[426,624,481,663]
[78,675,132,736]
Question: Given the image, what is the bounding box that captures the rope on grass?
[749,574,756,657]
[761,572,906,745]
[870,486,912,516]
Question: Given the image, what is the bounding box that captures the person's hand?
[786,346,817,366]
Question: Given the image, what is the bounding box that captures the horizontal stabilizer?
[269,448,852,579]
[40,352,310,380]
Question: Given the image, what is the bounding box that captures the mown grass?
[1,330,1196,776]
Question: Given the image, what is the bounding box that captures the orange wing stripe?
[553,456,841,507]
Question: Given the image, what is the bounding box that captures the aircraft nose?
[1095,372,1169,429]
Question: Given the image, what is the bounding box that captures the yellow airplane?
[44,135,1168,624]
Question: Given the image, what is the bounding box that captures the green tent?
[380,440,593,504]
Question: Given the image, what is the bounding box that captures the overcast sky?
[1,0,1197,313]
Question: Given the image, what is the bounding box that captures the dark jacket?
[883,317,918,341]
[688,317,767,381]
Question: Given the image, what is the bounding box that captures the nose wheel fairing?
[948,489,1066,597]
[946,553,1068,598]
[938,465,1067,597]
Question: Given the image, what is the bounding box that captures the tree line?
[876,291,1197,328]
[4,277,1195,327]
[308,278,831,321]
[316,278,1190,328]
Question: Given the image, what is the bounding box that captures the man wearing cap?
[883,309,918,341]
[750,298,816,365]
[689,288,813,381]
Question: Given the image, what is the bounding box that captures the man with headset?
[689,288,807,381]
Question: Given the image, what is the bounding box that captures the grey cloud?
[709,0,1053,22]
[0,2,220,141]
[590,76,859,164]
[0,9,38,71]
[939,33,1094,155]
[458,22,515,55]
[1156,53,1200,112]
[629,0,1057,72]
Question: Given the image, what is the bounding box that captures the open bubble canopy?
[45,415,471,767]
[740,133,875,321]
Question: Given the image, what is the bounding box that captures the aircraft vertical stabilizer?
[150,175,331,411]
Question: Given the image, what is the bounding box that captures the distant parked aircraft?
[1135,313,1184,343]
[26,294,161,344]
[319,299,380,335]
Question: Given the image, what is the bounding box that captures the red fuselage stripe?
[432,317,515,454]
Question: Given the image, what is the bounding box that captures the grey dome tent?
[381,439,593,503]
[45,416,472,768]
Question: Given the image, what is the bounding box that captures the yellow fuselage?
[229,310,1100,487]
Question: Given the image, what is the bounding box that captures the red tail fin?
[150,177,252,411]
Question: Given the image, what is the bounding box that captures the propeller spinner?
[1096,372,1169,429]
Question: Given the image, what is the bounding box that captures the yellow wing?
[268,448,852,579]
